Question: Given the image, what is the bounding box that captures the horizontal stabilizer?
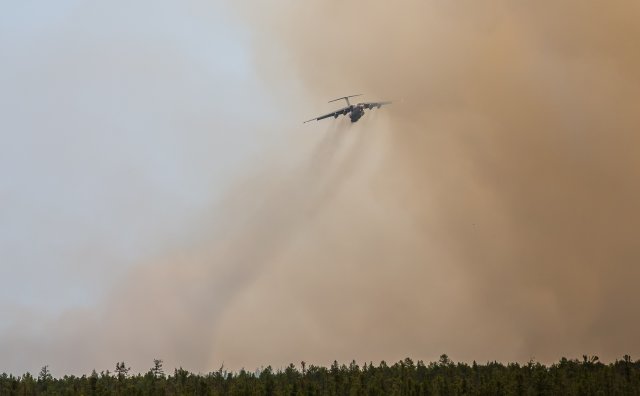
[328,94,362,103]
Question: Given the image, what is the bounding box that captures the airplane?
[304,94,391,124]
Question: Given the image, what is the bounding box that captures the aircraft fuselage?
[349,105,365,122]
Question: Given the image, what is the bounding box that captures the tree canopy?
[1,355,639,395]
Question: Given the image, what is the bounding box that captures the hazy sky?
[1,1,282,372]
[1,1,269,311]
[2,1,640,376]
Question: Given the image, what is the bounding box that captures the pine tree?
[38,365,52,382]
[38,365,52,393]
[152,359,165,378]
[115,361,130,380]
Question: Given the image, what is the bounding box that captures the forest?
[1,355,639,395]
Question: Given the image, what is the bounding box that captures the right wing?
[304,106,351,123]
[362,101,392,109]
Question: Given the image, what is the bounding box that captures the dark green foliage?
[151,360,164,380]
[1,356,640,395]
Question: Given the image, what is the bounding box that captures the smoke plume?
[3,1,640,375]
[215,0,640,367]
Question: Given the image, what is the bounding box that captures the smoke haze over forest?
[1,1,640,375]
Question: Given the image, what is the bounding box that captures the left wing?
[361,101,392,110]
[304,106,351,123]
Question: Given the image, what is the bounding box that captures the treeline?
[1,355,640,395]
